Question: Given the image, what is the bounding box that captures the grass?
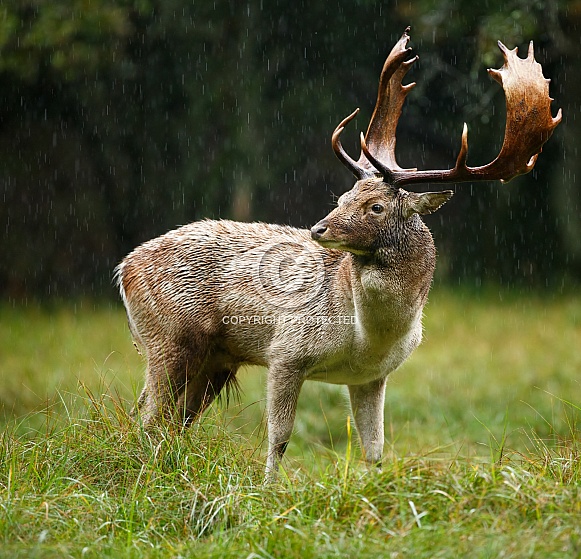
[0,289,580,557]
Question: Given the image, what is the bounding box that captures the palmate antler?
[333,27,562,187]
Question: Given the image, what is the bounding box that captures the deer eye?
[371,204,384,214]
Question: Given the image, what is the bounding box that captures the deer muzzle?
[310,220,328,241]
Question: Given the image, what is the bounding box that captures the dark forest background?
[0,0,579,300]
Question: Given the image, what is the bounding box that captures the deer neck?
[347,218,436,338]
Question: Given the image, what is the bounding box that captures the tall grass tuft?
[1,383,580,558]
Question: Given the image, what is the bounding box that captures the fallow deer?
[116,28,561,478]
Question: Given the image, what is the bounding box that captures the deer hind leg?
[132,385,148,417]
[136,341,208,428]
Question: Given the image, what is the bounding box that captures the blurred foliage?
[0,0,578,299]
[0,1,131,82]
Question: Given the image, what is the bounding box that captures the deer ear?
[404,190,453,218]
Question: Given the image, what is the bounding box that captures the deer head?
[312,28,561,252]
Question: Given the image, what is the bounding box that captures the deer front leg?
[265,365,304,480]
[348,377,387,467]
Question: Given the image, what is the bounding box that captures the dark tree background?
[0,0,579,300]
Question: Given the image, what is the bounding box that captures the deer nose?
[310,221,328,240]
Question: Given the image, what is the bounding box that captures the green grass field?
[1,290,580,558]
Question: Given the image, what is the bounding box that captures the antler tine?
[331,108,375,180]
[387,39,562,188]
[331,27,419,181]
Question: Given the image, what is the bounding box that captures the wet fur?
[116,179,452,476]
